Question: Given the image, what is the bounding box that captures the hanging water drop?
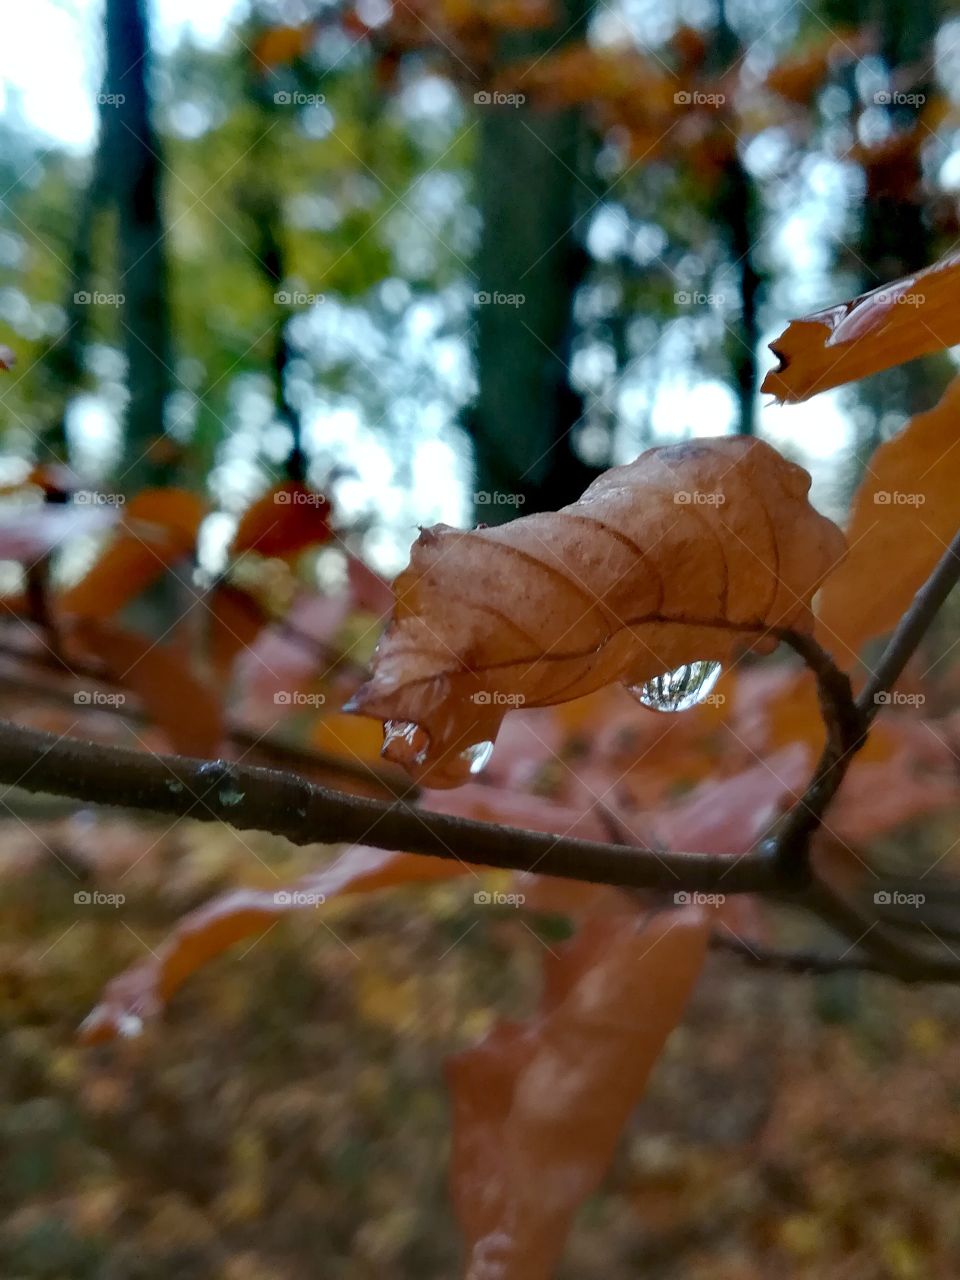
[381,719,430,767]
[116,1013,144,1039]
[459,739,494,775]
[625,660,723,713]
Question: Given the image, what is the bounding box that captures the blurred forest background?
[3,0,960,1276]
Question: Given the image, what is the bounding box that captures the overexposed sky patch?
[0,0,245,150]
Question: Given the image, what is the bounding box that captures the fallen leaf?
[762,252,960,403]
[815,376,960,662]
[80,845,472,1042]
[347,438,845,787]
[446,905,709,1280]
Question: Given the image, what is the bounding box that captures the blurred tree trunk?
[843,0,946,438]
[714,0,760,437]
[468,0,599,522]
[103,0,173,492]
[43,126,111,462]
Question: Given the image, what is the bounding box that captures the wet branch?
[0,721,782,895]
[0,527,957,985]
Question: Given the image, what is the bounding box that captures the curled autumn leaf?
[346,437,846,787]
[762,251,960,403]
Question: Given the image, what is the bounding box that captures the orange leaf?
[762,252,960,403]
[59,487,206,618]
[75,621,223,756]
[80,845,471,1042]
[645,744,810,855]
[763,30,865,106]
[231,482,332,559]
[251,23,316,66]
[816,377,960,662]
[446,906,709,1280]
[347,437,845,787]
[207,583,268,678]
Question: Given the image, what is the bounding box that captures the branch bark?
[1,516,958,986]
[0,721,781,895]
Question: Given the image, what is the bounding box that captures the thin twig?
[858,525,960,719]
[770,630,866,884]
[711,933,882,978]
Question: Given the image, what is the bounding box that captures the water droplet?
[381,720,430,767]
[219,786,244,807]
[460,739,494,775]
[625,661,722,713]
[117,1013,144,1039]
[166,779,184,794]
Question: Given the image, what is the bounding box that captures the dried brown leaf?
[80,845,471,1042]
[348,438,845,786]
[762,252,960,403]
[446,906,710,1280]
[815,376,960,661]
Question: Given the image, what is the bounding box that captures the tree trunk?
[468,0,599,522]
[103,0,173,493]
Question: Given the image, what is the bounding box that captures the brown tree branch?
[710,932,886,978]
[858,525,960,719]
[771,629,867,884]
[0,721,781,894]
[0,524,956,988]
